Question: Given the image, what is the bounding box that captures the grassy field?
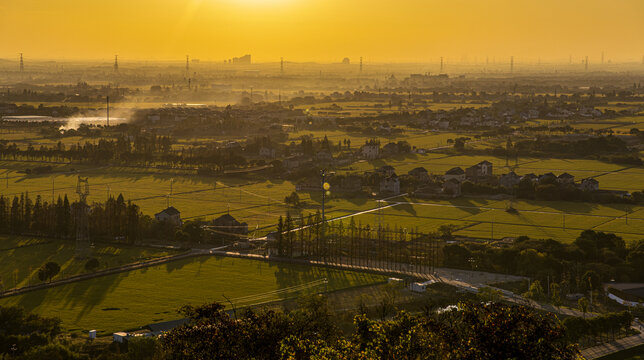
[0,236,179,290]
[0,256,387,335]
[340,196,644,243]
[0,151,642,242]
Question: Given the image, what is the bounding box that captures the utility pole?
[562,212,565,230]
[186,55,189,73]
[359,57,363,73]
[491,219,494,240]
[321,170,327,230]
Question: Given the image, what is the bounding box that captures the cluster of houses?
[255,139,419,173]
[417,101,606,131]
[442,161,612,192]
[294,157,630,201]
[154,206,249,236]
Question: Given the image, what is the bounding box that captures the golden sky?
[2,0,643,63]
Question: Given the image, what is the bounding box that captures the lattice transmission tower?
[74,176,91,257]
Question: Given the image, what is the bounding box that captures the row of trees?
[563,311,634,347]
[273,215,440,274]
[442,230,644,289]
[0,133,173,164]
[0,192,155,243]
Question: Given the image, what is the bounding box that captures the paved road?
[581,324,644,359]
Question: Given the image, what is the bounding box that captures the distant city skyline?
[1,0,643,62]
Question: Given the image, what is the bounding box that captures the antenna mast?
[74,176,91,257]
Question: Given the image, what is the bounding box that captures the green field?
[0,151,642,242]
[0,256,386,335]
[0,236,179,290]
[342,197,644,243]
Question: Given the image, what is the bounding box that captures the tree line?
[0,192,157,244]
[442,230,644,293]
[563,311,634,348]
[273,214,440,273]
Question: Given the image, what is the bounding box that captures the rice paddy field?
[0,235,179,290]
[343,196,644,243]
[0,143,642,242]
[0,256,387,335]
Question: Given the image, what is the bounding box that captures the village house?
[282,156,301,170]
[521,173,538,183]
[259,146,276,158]
[557,173,575,185]
[361,139,380,160]
[579,178,599,191]
[465,160,493,180]
[499,171,521,188]
[212,214,249,236]
[408,167,430,182]
[155,206,182,226]
[380,173,400,194]
[442,178,462,197]
[444,167,466,182]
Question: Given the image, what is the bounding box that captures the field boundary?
[0,249,195,299]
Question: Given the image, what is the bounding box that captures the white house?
[380,174,400,194]
[362,140,380,160]
[444,167,466,182]
[580,178,599,191]
[259,146,276,158]
[155,206,182,226]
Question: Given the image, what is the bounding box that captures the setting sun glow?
[1,0,643,62]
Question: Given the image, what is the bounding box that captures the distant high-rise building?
[601,51,604,65]
[232,54,251,65]
[186,55,189,73]
[19,53,24,72]
[360,57,363,73]
[114,55,118,72]
[510,56,514,73]
[440,56,443,73]
[585,56,589,71]
[280,57,284,74]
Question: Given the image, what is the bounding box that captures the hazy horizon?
[2,0,643,63]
